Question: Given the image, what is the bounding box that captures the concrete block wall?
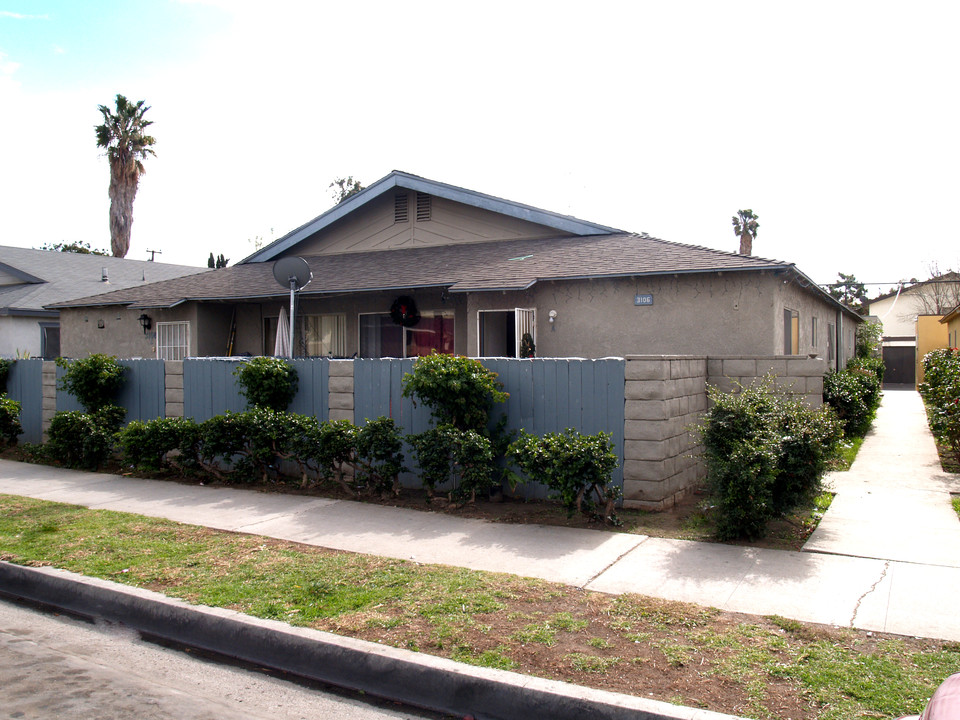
[327,360,355,423]
[622,356,708,511]
[164,361,184,418]
[706,355,826,408]
[41,361,56,441]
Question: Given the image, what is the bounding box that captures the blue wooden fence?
[354,358,625,497]
[182,358,330,422]
[6,359,43,444]
[55,359,165,425]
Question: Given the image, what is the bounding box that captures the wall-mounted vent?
[394,193,409,223]
[416,192,432,222]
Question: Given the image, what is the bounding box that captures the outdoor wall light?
[138,313,152,333]
[548,310,558,323]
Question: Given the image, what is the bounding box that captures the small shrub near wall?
[48,354,127,469]
[234,357,299,411]
[700,380,842,540]
[0,395,22,446]
[920,348,960,467]
[508,429,621,524]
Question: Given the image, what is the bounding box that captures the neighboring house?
[942,304,960,350]
[0,245,207,359]
[50,171,861,364]
[866,272,960,384]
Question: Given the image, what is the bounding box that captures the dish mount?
[272,257,313,358]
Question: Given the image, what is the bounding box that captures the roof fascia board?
[0,307,58,317]
[241,171,620,264]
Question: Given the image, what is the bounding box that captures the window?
[827,323,836,367]
[783,308,799,355]
[359,311,453,358]
[157,321,190,360]
[39,321,59,359]
[302,314,346,357]
[811,316,818,347]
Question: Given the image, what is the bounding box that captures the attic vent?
[394,193,408,223]
[416,192,432,222]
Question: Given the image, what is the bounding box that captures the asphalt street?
[0,598,444,720]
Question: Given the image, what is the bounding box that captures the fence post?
[328,360,354,423]
[165,361,184,418]
[41,361,56,441]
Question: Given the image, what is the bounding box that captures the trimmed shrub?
[312,419,358,490]
[56,354,125,412]
[0,395,22,445]
[920,348,960,466]
[700,381,842,540]
[46,405,125,469]
[409,424,495,502]
[353,416,406,496]
[822,361,881,438]
[401,353,508,432]
[234,356,298,411]
[118,417,201,473]
[0,358,11,394]
[508,429,621,524]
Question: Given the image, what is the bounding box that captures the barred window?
[156,321,190,361]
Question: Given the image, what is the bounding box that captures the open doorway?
[478,308,535,357]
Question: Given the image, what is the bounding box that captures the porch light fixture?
[548,310,558,324]
[138,313,152,333]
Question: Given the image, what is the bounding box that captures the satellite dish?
[272,257,313,358]
[273,256,312,290]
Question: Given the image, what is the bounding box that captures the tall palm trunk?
[107,167,138,259]
[739,231,753,256]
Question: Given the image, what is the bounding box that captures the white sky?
[1,0,958,295]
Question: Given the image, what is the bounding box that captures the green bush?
[46,405,125,469]
[409,424,495,502]
[508,429,621,523]
[354,416,406,496]
[920,348,960,466]
[0,395,23,445]
[56,354,126,412]
[823,361,881,438]
[700,381,842,540]
[312,419,358,489]
[401,353,508,432]
[234,357,298,411]
[118,417,201,473]
[0,358,11,394]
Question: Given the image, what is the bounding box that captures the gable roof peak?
[241,171,623,264]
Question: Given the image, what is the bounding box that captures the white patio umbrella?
[275,306,291,358]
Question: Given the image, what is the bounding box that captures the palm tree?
[732,209,759,255]
[95,94,156,258]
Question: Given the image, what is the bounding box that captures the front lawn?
[0,495,955,720]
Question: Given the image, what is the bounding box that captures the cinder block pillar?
[41,361,56,440]
[327,360,354,423]
[164,361,184,418]
[622,356,708,511]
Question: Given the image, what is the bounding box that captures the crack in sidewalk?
[851,560,890,626]
[580,536,651,589]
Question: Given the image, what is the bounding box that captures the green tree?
[732,209,759,255]
[329,176,364,204]
[828,272,868,314]
[95,94,157,258]
[207,252,229,268]
[39,241,109,256]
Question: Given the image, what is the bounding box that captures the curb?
[0,562,740,720]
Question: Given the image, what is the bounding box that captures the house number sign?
[634,294,654,306]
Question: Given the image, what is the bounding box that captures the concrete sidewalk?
[1,387,958,642]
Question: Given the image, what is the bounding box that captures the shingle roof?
[50,233,794,309]
[0,245,207,316]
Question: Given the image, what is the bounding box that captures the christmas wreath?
[390,295,421,327]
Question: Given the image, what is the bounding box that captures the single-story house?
[0,245,206,359]
[50,171,861,364]
[866,272,960,384]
